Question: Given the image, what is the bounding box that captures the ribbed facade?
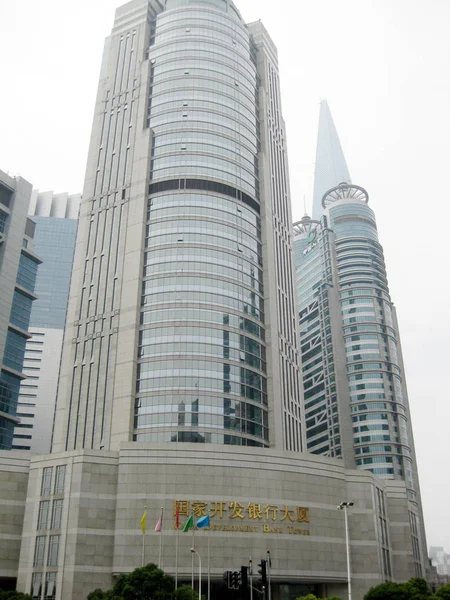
[0,171,41,450]
[295,184,417,495]
[293,216,355,466]
[52,0,301,453]
[295,99,427,577]
[326,185,415,490]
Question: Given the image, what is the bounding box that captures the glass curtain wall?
[327,188,414,495]
[135,1,268,446]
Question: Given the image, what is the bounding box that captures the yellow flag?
[140,510,147,534]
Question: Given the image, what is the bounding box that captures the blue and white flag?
[196,515,210,529]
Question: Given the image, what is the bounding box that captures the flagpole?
[191,512,195,591]
[207,522,211,600]
[158,507,164,570]
[175,522,180,589]
[142,505,146,568]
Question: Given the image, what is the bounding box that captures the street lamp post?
[337,501,354,600]
[191,548,202,600]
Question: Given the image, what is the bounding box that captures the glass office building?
[13,193,79,452]
[294,105,424,508]
[294,165,426,580]
[0,170,41,450]
[51,0,301,453]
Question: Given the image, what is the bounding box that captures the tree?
[364,578,435,600]
[295,595,342,600]
[435,585,450,600]
[175,586,198,600]
[175,585,205,600]
[364,581,410,600]
[87,563,176,600]
[405,578,434,600]
[87,590,115,600]
[111,563,174,600]
[0,592,32,600]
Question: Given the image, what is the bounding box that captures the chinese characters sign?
[173,500,310,536]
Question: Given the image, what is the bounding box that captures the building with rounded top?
[293,105,428,584]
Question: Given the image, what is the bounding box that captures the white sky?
[0,0,449,553]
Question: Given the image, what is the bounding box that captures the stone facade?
[0,451,31,587]
[0,445,425,600]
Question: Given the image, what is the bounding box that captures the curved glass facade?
[328,196,414,493]
[136,1,267,446]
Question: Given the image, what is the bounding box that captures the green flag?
[182,514,194,532]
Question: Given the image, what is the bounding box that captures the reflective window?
[16,253,39,292]
[37,500,50,530]
[0,209,7,233]
[3,330,27,372]
[31,572,42,600]
[47,535,60,567]
[10,290,33,331]
[0,372,21,417]
[41,467,53,496]
[33,536,47,567]
[51,499,63,529]
[54,465,66,494]
[45,572,57,600]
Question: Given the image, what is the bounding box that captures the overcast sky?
[1,0,449,552]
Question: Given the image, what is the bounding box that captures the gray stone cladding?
[1,444,423,600]
[0,452,31,582]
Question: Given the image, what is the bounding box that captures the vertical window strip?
[45,572,57,600]
[54,465,66,494]
[47,535,60,567]
[33,536,47,567]
[51,499,63,529]
[41,467,53,496]
[31,572,42,600]
[37,501,50,530]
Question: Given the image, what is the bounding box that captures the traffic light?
[231,570,241,590]
[240,565,248,591]
[240,565,249,600]
[223,570,232,589]
[257,559,267,588]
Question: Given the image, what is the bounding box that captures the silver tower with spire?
[294,102,428,580]
[312,100,351,219]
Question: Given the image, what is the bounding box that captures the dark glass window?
[0,183,12,208]
[16,253,39,292]
[25,218,36,238]
[0,210,7,233]
[10,290,33,331]
[149,178,260,214]
[0,372,21,416]
[3,330,27,372]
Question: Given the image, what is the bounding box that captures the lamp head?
[337,501,354,510]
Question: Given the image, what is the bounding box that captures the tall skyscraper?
[51,0,302,454]
[12,192,80,453]
[0,170,41,450]
[294,103,427,575]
